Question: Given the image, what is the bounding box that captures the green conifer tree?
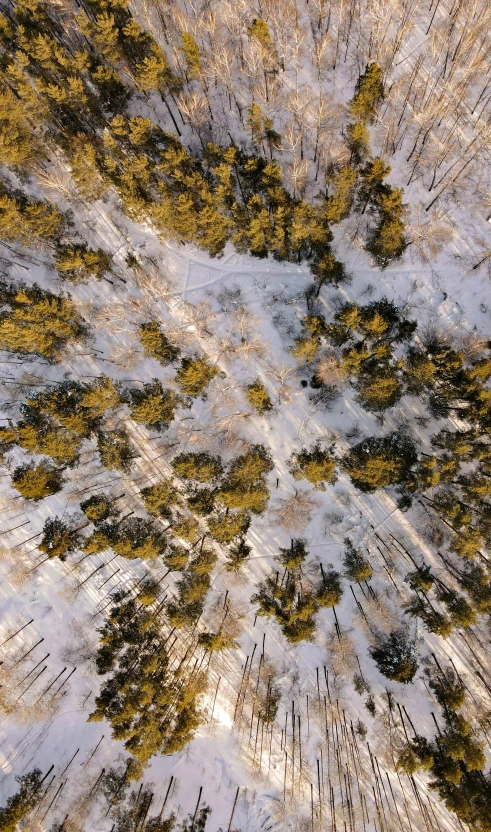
[11,461,63,500]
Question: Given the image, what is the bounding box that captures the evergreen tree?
[354,363,402,411]
[218,445,273,514]
[226,537,251,572]
[246,378,273,414]
[97,428,133,472]
[208,511,250,544]
[55,244,112,283]
[348,63,385,122]
[0,768,43,832]
[90,595,207,772]
[325,165,357,223]
[316,566,343,608]
[139,321,180,365]
[126,380,180,430]
[175,357,219,397]
[343,432,417,493]
[290,444,337,486]
[38,516,81,560]
[343,539,373,582]
[370,629,417,683]
[0,282,86,359]
[277,538,308,569]
[11,461,63,500]
[81,493,117,524]
[172,452,223,482]
[140,480,175,517]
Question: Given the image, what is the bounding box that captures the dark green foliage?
[98,429,133,472]
[0,768,42,832]
[370,629,417,683]
[38,516,81,560]
[172,452,223,482]
[139,321,180,365]
[90,596,207,773]
[126,380,180,430]
[11,461,63,500]
[343,539,373,582]
[343,432,417,493]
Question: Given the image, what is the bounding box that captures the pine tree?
[343,433,417,493]
[218,445,273,514]
[226,537,251,572]
[354,363,402,411]
[81,493,117,524]
[290,444,337,486]
[127,380,180,430]
[172,452,223,482]
[0,769,43,832]
[139,321,180,365]
[0,282,86,359]
[370,629,417,683]
[140,480,175,517]
[316,567,343,608]
[277,538,308,569]
[208,511,249,544]
[55,244,112,283]
[175,357,219,397]
[11,461,63,500]
[38,516,80,560]
[97,429,133,472]
[325,165,358,223]
[180,31,202,80]
[348,63,385,122]
[246,378,273,413]
[343,539,373,582]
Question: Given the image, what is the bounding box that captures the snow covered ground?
[0,197,490,832]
